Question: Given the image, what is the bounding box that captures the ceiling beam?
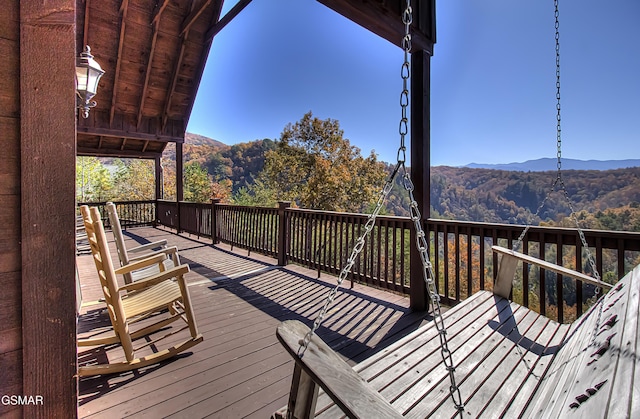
[181,0,213,37]
[152,0,170,26]
[77,126,184,143]
[137,6,163,128]
[316,0,434,54]
[109,0,129,126]
[162,0,203,130]
[184,0,224,127]
[77,147,162,159]
[162,38,188,131]
[205,0,252,43]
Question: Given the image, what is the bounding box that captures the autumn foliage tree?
[112,159,155,200]
[253,112,386,212]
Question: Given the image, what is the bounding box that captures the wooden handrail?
[99,200,640,322]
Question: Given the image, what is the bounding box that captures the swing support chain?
[402,169,465,413]
[513,0,604,346]
[299,0,465,414]
[299,161,402,353]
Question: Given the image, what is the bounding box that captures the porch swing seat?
[276,257,640,418]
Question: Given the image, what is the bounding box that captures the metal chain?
[300,1,464,414]
[555,0,562,175]
[513,0,604,346]
[399,1,463,413]
[402,169,464,414]
[299,162,402,353]
[299,0,413,353]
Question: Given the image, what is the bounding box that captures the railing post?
[153,199,158,228]
[211,198,221,244]
[176,201,182,233]
[278,201,291,266]
[410,227,428,311]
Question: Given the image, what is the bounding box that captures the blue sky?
[188,0,639,167]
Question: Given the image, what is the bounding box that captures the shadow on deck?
[76,227,434,418]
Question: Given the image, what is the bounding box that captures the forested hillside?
[378,164,640,231]
[80,131,640,232]
[165,133,640,231]
[428,166,640,226]
[163,133,276,194]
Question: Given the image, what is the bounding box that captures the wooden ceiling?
[76,0,434,159]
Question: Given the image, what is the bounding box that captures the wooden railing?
[214,204,279,257]
[426,219,640,321]
[77,200,156,228]
[284,207,412,295]
[94,200,640,323]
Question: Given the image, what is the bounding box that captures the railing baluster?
[118,201,640,320]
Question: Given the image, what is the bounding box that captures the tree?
[256,112,386,212]
[112,159,155,200]
[232,177,278,207]
[184,161,213,203]
[211,179,233,202]
[76,156,113,202]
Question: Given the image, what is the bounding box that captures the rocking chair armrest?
[118,264,190,293]
[128,239,168,253]
[115,253,167,275]
[127,246,179,263]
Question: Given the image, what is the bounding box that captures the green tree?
[256,112,386,212]
[112,159,155,200]
[232,177,278,207]
[76,156,113,202]
[184,161,213,203]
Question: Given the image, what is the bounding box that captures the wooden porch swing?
[274,1,638,418]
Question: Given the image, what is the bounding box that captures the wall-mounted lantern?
[75,45,104,119]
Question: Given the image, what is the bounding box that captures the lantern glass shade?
[76,45,104,117]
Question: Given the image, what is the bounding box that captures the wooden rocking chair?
[105,202,180,284]
[78,206,203,377]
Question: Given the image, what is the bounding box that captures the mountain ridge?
[464,158,640,172]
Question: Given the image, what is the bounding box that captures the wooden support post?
[176,142,184,233]
[409,49,431,311]
[20,0,78,416]
[154,157,162,227]
[211,198,221,244]
[278,201,291,266]
[155,157,162,200]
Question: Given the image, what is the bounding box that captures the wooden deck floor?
[76,227,433,418]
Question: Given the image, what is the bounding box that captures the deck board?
[77,226,430,418]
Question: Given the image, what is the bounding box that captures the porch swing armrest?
[276,320,403,419]
[492,245,612,300]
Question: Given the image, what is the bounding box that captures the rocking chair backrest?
[106,202,131,265]
[80,205,131,354]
